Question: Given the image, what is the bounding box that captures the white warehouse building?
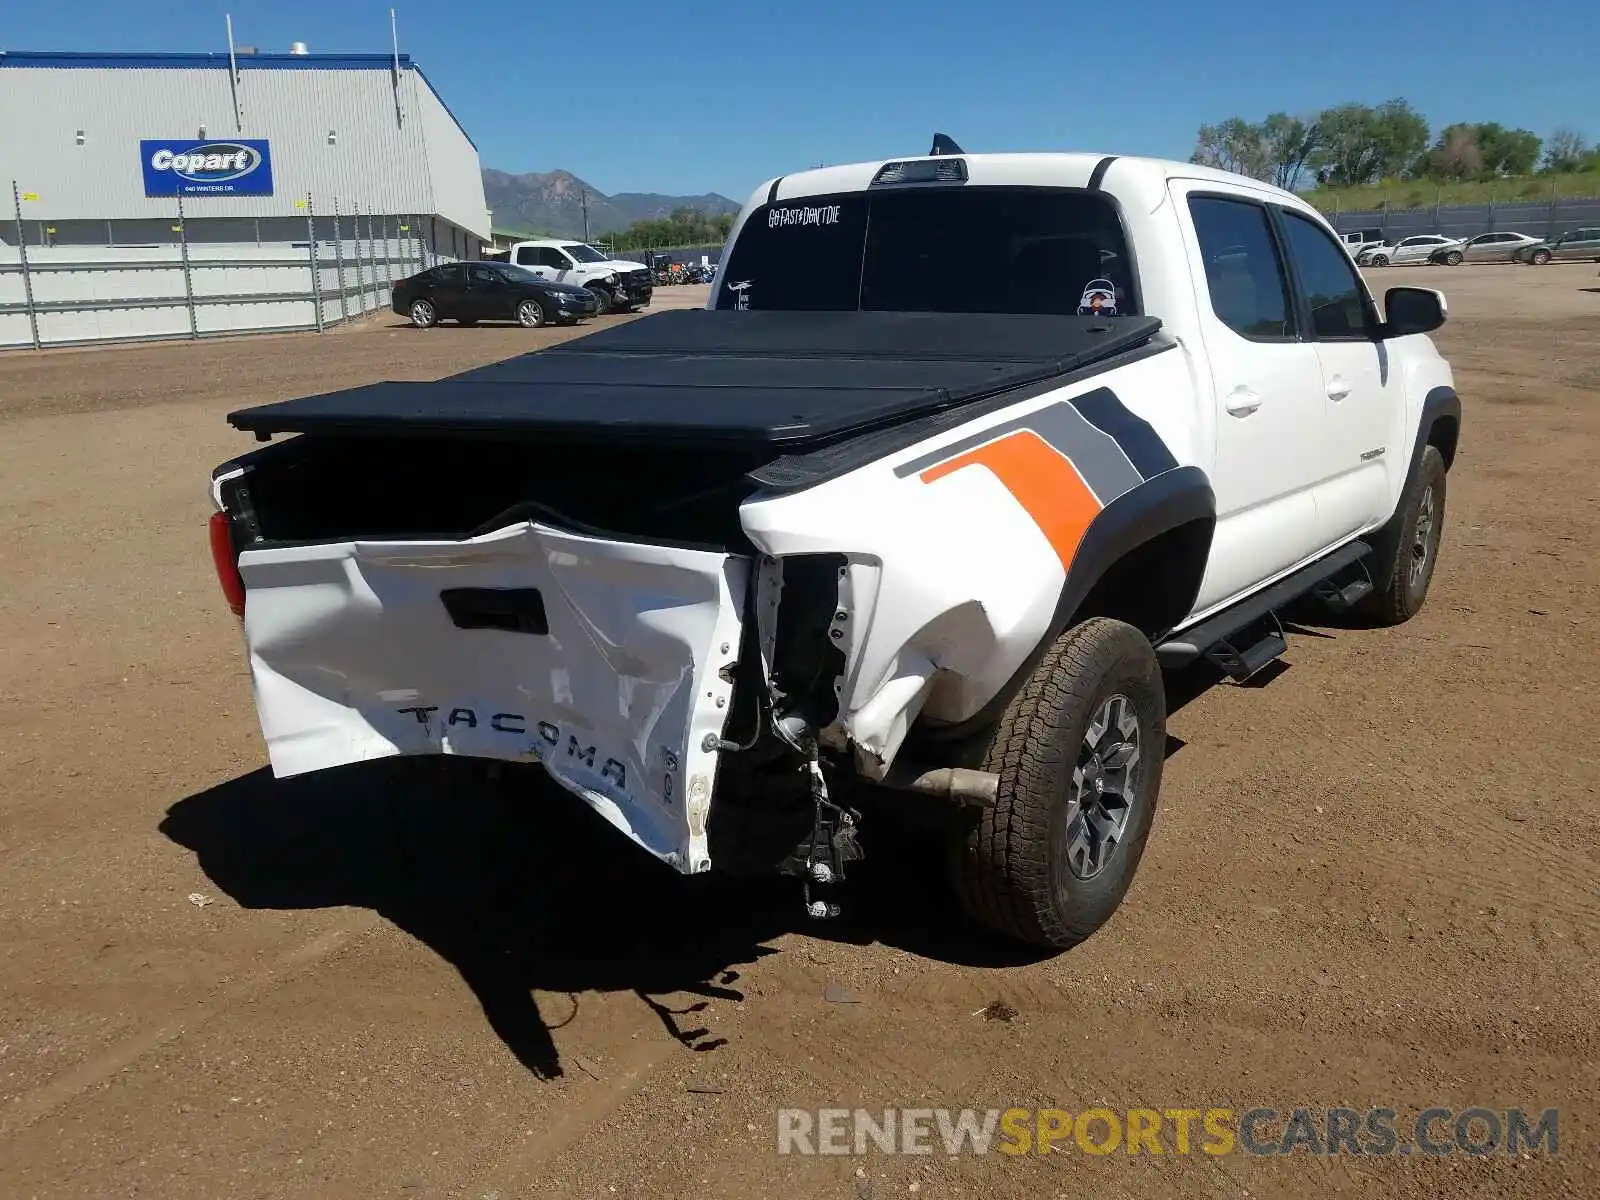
[0,48,492,348]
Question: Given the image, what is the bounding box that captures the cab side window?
[513,246,539,266]
[1278,211,1376,340]
[1188,196,1295,341]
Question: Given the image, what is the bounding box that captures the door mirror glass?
[1383,286,1447,337]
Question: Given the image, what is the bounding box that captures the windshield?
[714,187,1138,316]
[563,243,610,264]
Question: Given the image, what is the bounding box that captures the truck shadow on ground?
[162,756,1047,1082]
[158,663,1276,1083]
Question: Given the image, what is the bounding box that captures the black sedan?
[392,261,600,329]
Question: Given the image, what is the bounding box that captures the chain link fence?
[603,243,724,269]
[1323,192,1600,242]
[2,183,455,350]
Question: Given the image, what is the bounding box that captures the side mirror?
[1383,286,1447,337]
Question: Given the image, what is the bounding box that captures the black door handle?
[439,588,548,635]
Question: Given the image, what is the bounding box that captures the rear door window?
[1187,196,1294,340]
[714,187,1137,316]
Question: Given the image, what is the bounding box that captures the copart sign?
[140,139,274,196]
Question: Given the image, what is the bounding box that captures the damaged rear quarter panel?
[738,350,1201,772]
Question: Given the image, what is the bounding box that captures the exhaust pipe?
[878,763,998,807]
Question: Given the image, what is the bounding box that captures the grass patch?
[1307,171,1600,213]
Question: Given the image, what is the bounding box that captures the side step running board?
[1157,540,1370,669]
[1204,613,1287,682]
[1310,562,1374,612]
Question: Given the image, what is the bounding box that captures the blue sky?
[8,0,1598,201]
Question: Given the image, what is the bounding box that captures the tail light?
[209,510,247,618]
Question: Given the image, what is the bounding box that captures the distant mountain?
[608,192,744,225]
[482,169,740,239]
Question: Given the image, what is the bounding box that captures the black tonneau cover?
[228,309,1163,449]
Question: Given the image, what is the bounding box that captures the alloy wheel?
[1410,484,1437,586]
[1065,694,1143,881]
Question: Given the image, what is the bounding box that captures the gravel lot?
[1,266,1596,1198]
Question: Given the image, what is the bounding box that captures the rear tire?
[1444,251,1463,266]
[1531,250,1552,265]
[949,618,1165,950]
[408,298,437,329]
[1362,444,1447,625]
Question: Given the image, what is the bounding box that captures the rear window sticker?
[768,205,842,229]
[1078,278,1118,317]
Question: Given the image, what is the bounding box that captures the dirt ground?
[0,265,1596,1199]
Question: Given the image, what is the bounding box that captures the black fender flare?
[918,465,1216,744]
[1365,385,1461,583]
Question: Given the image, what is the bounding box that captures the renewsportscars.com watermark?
[777,1106,1560,1158]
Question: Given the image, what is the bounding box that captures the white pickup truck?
[208,145,1460,950]
[494,238,654,313]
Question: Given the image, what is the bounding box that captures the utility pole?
[581,190,589,242]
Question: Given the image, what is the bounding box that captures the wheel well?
[1428,415,1459,471]
[1070,517,1213,641]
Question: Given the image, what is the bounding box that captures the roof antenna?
[929,132,964,156]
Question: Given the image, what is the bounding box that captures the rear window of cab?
[715,187,1138,317]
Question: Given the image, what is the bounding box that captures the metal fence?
[605,243,725,268]
[2,184,449,351]
[1325,194,1600,243]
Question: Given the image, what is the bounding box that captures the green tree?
[609,207,735,252]
[1473,123,1542,175]
[1542,127,1589,172]
[1190,118,1271,180]
[1418,122,1541,180]
[1260,113,1322,189]
[1310,99,1430,186]
[1421,123,1485,182]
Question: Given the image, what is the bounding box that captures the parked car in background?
[502,239,655,312]
[1514,227,1600,264]
[1429,232,1541,265]
[1339,228,1385,260]
[392,262,600,329]
[1360,235,1463,266]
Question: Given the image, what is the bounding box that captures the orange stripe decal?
[919,430,1102,572]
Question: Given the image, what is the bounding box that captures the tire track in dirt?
[0,914,381,1140]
